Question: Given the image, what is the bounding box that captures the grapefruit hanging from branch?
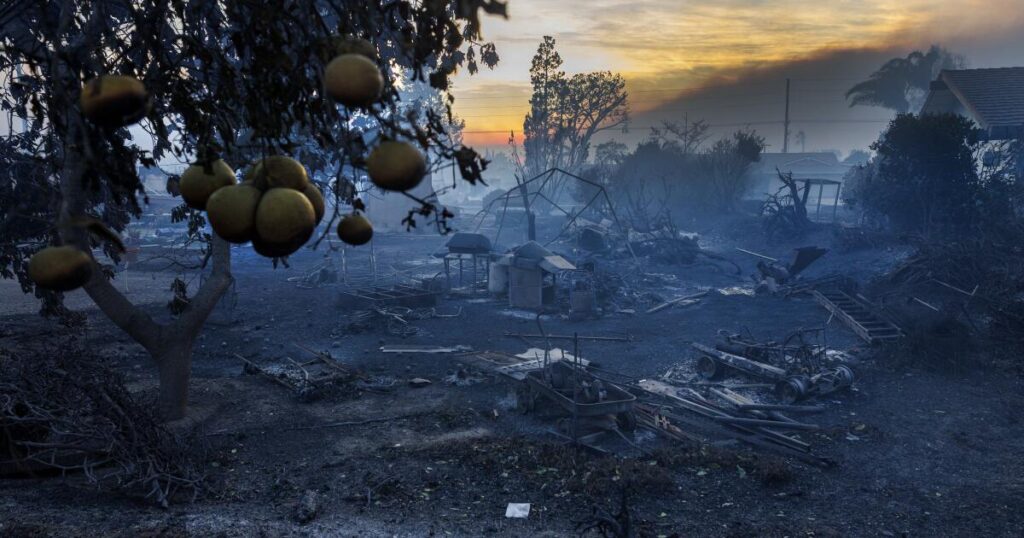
[28,246,93,292]
[179,159,236,210]
[79,75,150,128]
[302,183,325,224]
[337,213,374,246]
[367,141,427,192]
[248,156,309,191]
[253,188,316,257]
[324,53,384,108]
[206,184,262,244]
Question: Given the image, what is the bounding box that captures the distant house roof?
[921,67,1024,140]
[752,152,849,178]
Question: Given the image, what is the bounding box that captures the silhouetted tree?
[605,128,764,222]
[522,36,628,176]
[694,130,765,212]
[846,46,964,113]
[649,119,710,155]
[853,114,1016,238]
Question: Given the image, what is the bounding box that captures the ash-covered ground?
[2,216,1023,537]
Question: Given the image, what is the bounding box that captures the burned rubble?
[5,186,1024,535]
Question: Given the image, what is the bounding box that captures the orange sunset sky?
[447,0,1024,153]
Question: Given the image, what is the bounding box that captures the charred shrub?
[0,345,205,506]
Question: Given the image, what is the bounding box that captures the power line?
[453,95,851,113]
[460,118,892,135]
[457,99,846,118]
[452,82,856,101]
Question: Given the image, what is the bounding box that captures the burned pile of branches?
[0,345,204,506]
[887,238,1024,349]
[627,228,740,273]
[629,228,701,264]
[343,306,461,338]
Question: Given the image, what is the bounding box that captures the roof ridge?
[942,67,1024,73]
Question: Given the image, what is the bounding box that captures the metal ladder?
[812,289,903,344]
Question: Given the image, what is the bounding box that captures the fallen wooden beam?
[736,403,825,414]
[380,345,472,354]
[712,416,820,431]
[637,380,811,452]
[735,247,778,262]
[646,291,709,315]
[502,332,632,342]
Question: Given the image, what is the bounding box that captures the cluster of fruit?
[185,156,323,257]
[30,36,432,292]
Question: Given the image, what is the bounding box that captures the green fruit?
[180,159,236,210]
[28,246,92,292]
[337,213,373,246]
[206,184,262,243]
[325,54,384,108]
[248,156,308,191]
[367,141,426,192]
[79,75,149,128]
[255,188,316,246]
[302,183,325,224]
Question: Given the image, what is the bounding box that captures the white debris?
[505,503,531,518]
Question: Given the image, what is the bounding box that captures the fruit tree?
[0,0,505,419]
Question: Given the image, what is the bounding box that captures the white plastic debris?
[505,503,531,518]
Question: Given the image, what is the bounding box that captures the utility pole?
[783,78,791,154]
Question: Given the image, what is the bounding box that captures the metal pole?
[342,247,348,283]
[370,238,377,283]
[783,78,791,154]
[572,332,580,445]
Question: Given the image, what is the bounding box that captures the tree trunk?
[514,174,536,241]
[155,338,195,420]
[51,35,232,423]
[58,118,233,420]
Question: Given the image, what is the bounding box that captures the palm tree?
[846,46,965,113]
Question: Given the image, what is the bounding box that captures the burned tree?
[761,169,813,241]
[0,1,505,420]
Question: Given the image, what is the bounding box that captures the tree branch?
[175,234,232,335]
[58,115,163,352]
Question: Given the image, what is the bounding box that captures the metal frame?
[471,167,638,261]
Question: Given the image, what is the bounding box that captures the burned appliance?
[492,241,576,310]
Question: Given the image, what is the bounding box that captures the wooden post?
[815,182,824,221]
[832,183,842,222]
